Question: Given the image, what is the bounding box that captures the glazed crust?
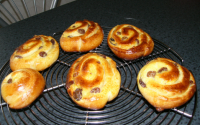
[1,68,45,109]
[66,53,121,110]
[137,58,196,111]
[107,24,154,60]
[60,20,104,52]
[10,35,59,71]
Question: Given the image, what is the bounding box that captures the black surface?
[0,0,199,124]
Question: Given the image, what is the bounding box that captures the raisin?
[7,78,12,84]
[15,55,23,59]
[122,36,128,41]
[189,80,194,85]
[39,51,47,57]
[91,87,100,93]
[139,79,146,88]
[35,36,41,40]
[117,32,121,35]
[158,67,168,73]
[50,39,55,45]
[68,35,73,38]
[39,46,43,49]
[147,71,156,77]
[127,26,134,29]
[66,80,74,89]
[110,38,117,46]
[110,38,115,41]
[173,62,178,67]
[72,25,76,28]
[15,47,19,52]
[156,107,164,112]
[102,55,106,59]
[73,88,82,101]
[97,61,100,64]
[97,53,106,59]
[73,72,79,77]
[135,39,139,45]
[78,29,85,34]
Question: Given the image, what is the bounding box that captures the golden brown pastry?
[107,24,154,60]
[10,35,59,71]
[60,20,104,52]
[137,58,196,111]
[1,68,45,109]
[66,53,121,110]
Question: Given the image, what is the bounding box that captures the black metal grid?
[0,26,197,125]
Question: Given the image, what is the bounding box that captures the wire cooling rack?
[0,26,197,125]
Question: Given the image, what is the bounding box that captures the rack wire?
[0,26,197,125]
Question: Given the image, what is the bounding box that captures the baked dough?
[66,53,121,110]
[1,68,45,109]
[60,20,104,52]
[107,24,154,60]
[10,35,59,71]
[137,58,196,111]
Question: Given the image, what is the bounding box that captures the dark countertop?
[0,0,199,124]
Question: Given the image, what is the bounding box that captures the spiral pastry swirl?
[60,20,104,52]
[137,58,196,111]
[1,68,45,109]
[107,24,154,60]
[10,35,59,71]
[66,53,121,110]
